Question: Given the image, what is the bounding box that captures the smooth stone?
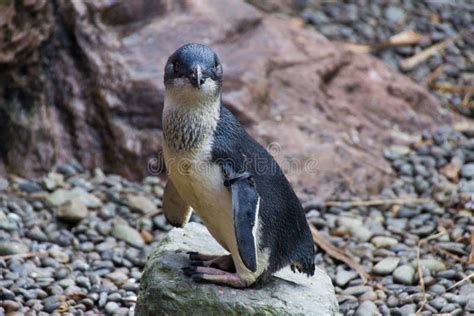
[399,304,416,315]
[106,271,128,285]
[459,180,474,192]
[48,246,70,263]
[112,224,144,248]
[355,300,379,316]
[393,265,416,285]
[27,226,49,242]
[384,6,405,23]
[461,163,474,178]
[19,181,41,193]
[440,303,457,313]
[351,226,373,242]
[127,194,157,214]
[136,223,338,315]
[341,286,373,297]
[373,257,400,275]
[415,259,446,272]
[337,217,373,241]
[387,295,398,307]
[56,198,89,223]
[359,291,377,301]
[384,145,411,159]
[0,178,9,191]
[0,241,28,256]
[371,236,399,248]
[336,268,358,287]
[105,301,120,315]
[3,300,21,312]
[47,187,102,208]
[430,297,448,311]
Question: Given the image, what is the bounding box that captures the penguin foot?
[189,254,235,272]
[184,266,248,288]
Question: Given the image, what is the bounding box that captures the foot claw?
[190,260,204,267]
[191,273,204,282]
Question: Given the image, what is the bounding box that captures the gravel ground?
[296,0,474,117]
[0,169,168,315]
[0,127,473,315]
[307,125,474,315]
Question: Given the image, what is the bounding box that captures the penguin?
[161,43,315,288]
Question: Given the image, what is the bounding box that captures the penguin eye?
[173,61,181,72]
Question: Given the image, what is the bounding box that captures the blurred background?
[0,0,473,315]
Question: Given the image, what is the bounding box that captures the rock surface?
[0,0,463,199]
[136,223,338,315]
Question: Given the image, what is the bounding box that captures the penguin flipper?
[223,163,259,273]
[163,180,193,227]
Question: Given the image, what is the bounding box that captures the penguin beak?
[189,65,204,89]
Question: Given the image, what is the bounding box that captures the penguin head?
[164,43,223,100]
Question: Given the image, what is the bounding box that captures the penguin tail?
[290,257,315,277]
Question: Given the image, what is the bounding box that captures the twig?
[462,93,473,109]
[469,229,474,264]
[431,245,468,264]
[447,272,474,291]
[400,29,472,70]
[425,64,444,85]
[339,30,426,54]
[324,198,432,208]
[431,83,474,94]
[415,231,448,315]
[309,223,371,282]
[0,251,48,261]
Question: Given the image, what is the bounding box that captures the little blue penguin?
[162,43,315,287]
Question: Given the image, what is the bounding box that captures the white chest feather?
[162,97,235,251]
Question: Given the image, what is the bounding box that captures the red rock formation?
[0,0,462,199]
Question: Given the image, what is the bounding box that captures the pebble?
[342,286,373,297]
[47,187,102,208]
[105,301,120,315]
[430,297,448,311]
[19,180,42,193]
[336,267,358,287]
[371,236,398,248]
[393,265,416,285]
[416,259,446,272]
[48,246,70,263]
[460,163,474,178]
[28,226,49,241]
[384,6,405,23]
[355,300,379,316]
[56,198,89,223]
[373,257,400,275]
[0,178,9,191]
[112,224,145,248]
[127,194,156,213]
[0,241,28,255]
[399,304,416,315]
